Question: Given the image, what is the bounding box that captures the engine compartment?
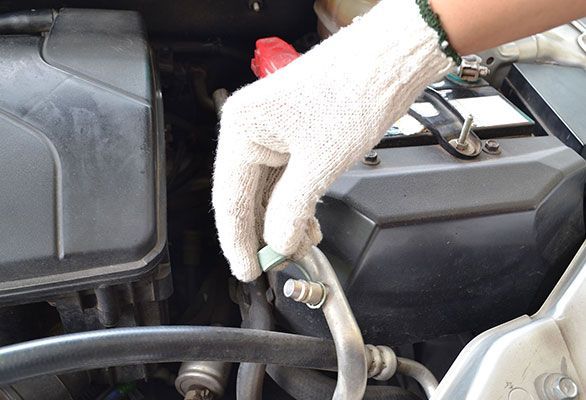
[0,4,585,400]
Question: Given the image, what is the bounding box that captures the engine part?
[433,239,586,400]
[313,0,378,37]
[0,9,55,34]
[456,55,490,82]
[365,345,397,381]
[479,19,586,87]
[501,63,586,157]
[266,366,421,400]
[236,277,274,400]
[0,373,92,400]
[0,323,438,398]
[261,246,368,400]
[175,361,230,399]
[0,0,316,41]
[0,326,341,386]
[0,8,165,304]
[283,279,327,308]
[277,78,582,347]
[272,133,586,346]
[396,357,438,398]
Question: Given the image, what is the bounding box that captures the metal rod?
[457,114,474,147]
[293,247,368,400]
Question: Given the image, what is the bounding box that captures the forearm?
[431,0,586,55]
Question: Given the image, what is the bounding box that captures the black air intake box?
[0,9,165,303]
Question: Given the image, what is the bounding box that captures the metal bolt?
[457,55,490,82]
[363,150,380,166]
[283,279,327,309]
[544,374,579,400]
[249,0,262,12]
[483,139,501,154]
[455,115,474,150]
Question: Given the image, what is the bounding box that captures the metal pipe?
[396,357,439,399]
[293,247,368,400]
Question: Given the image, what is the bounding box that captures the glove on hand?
[213,0,454,281]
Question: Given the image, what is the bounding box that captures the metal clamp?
[456,55,490,82]
[258,246,368,400]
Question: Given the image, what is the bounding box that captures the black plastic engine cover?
[502,64,586,157]
[0,9,165,303]
[272,136,586,345]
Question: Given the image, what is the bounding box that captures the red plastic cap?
[251,37,300,78]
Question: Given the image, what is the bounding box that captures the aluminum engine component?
[433,240,586,400]
[479,19,586,86]
[175,361,231,399]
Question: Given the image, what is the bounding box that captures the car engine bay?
[0,2,586,400]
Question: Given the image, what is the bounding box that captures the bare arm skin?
[431,0,586,55]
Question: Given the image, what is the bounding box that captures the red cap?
[251,37,301,79]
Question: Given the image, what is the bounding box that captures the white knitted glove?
[212,0,454,282]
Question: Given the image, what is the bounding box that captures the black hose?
[237,278,275,400]
[0,326,338,386]
[266,366,422,400]
[0,9,54,34]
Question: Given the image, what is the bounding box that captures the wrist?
[416,0,461,64]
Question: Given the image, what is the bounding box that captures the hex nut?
[363,150,380,166]
[483,139,501,154]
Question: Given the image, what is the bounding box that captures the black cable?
[0,326,337,386]
[236,278,275,400]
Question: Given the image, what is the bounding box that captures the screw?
[249,0,262,12]
[283,279,326,308]
[544,374,579,400]
[483,139,501,154]
[455,115,474,150]
[363,150,380,166]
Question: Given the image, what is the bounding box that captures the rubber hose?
[0,9,54,34]
[237,278,275,400]
[266,366,422,400]
[0,326,338,386]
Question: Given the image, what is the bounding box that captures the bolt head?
[363,150,380,166]
[556,377,579,399]
[483,139,501,154]
[544,374,579,400]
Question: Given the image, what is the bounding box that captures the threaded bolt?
[283,279,327,308]
[456,115,474,150]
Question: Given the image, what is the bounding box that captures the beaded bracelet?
[415,0,462,64]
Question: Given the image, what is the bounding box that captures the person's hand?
[212,0,454,282]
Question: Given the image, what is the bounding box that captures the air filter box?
[0,9,165,303]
